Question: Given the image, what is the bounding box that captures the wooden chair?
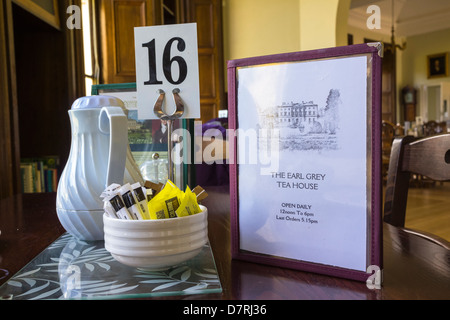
[423,120,446,136]
[384,134,450,249]
[437,121,447,134]
[394,123,404,136]
[381,121,395,183]
[419,121,447,186]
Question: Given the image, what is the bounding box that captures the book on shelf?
[20,156,60,193]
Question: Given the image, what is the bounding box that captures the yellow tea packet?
[176,186,202,217]
[148,180,183,219]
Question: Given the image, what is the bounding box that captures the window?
[82,0,95,95]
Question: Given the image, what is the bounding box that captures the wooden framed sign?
[228,43,383,282]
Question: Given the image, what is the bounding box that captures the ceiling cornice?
[348,0,450,38]
[396,9,450,37]
[348,8,392,37]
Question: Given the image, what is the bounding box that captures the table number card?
[134,23,200,119]
[228,44,383,282]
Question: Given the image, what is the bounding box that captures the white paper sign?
[237,55,369,272]
[134,23,200,120]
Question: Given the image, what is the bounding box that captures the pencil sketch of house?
[258,89,341,151]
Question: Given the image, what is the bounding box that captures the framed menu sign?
[228,43,383,282]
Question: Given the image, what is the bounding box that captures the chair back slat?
[401,134,450,181]
[384,134,450,248]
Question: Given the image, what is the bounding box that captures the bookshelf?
[0,0,84,198]
[20,156,59,193]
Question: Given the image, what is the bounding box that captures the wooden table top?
[0,187,449,300]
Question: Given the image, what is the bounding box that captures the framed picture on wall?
[427,52,449,78]
[228,43,383,283]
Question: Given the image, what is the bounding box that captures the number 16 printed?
[134,23,200,120]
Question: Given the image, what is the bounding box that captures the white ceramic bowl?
[103,205,208,270]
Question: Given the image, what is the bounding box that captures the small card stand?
[153,88,184,182]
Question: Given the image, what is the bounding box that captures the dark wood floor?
[400,182,450,241]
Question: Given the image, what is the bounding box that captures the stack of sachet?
[101,180,208,220]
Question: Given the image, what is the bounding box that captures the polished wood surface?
[98,0,150,84]
[405,183,450,242]
[186,0,225,123]
[0,188,449,299]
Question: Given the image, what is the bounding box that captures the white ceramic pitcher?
[56,95,142,240]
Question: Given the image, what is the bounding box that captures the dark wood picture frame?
[227,43,383,282]
[427,52,449,79]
